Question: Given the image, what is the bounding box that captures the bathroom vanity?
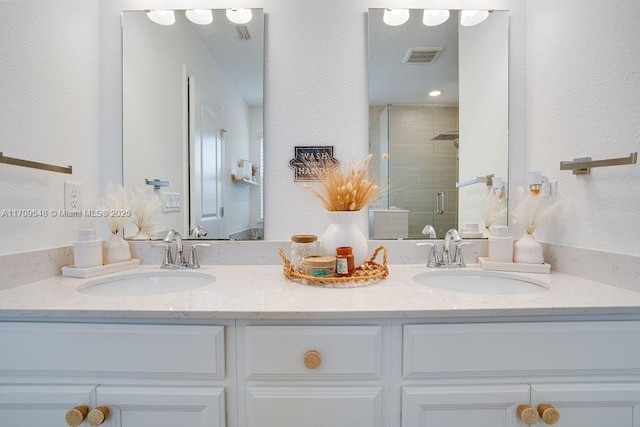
[1,264,640,427]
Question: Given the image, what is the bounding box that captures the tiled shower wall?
[385,105,459,238]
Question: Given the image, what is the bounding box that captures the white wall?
[122,12,187,235]
[0,0,100,255]
[526,0,640,255]
[458,11,509,228]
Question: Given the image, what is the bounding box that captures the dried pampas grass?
[101,183,132,234]
[303,154,381,211]
[483,190,507,229]
[131,187,160,231]
[512,186,557,234]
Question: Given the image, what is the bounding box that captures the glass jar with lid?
[290,234,319,271]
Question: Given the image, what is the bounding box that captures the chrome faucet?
[164,230,186,268]
[442,228,462,266]
[152,230,210,269]
[421,224,437,239]
[190,225,208,239]
[417,228,471,268]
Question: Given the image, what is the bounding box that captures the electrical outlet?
[64,181,82,210]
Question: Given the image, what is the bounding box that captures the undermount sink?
[77,271,215,297]
[412,270,549,295]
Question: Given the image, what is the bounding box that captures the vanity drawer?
[243,325,382,380]
[0,322,225,379]
[403,321,640,378]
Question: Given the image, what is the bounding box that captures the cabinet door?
[532,383,640,427]
[0,384,95,427]
[402,385,530,427]
[96,386,225,427]
[246,386,381,427]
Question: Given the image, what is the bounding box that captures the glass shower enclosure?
[369,104,459,239]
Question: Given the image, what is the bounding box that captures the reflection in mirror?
[122,9,264,240]
[368,9,509,239]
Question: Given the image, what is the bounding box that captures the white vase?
[514,233,544,264]
[319,210,369,267]
[130,229,150,240]
[103,232,132,264]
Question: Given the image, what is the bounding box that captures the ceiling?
[367,9,459,106]
[187,9,264,107]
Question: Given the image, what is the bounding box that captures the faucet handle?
[151,242,173,268]
[453,242,474,267]
[417,242,439,268]
[188,243,210,269]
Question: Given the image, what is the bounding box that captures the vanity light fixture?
[422,9,450,26]
[460,10,490,27]
[146,10,175,26]
[383,9,410,26]
[186,9,213,25]
[429,90,443,97]
[226,8,253,24]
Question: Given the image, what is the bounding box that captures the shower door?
[384,105,459,239]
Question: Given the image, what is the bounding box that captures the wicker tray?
[278,245,389,288]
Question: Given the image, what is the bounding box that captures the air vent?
[403,47,444,64]
[234,25,254,41]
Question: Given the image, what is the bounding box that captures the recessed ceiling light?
[429,90,443,97]
[461,10,490,27]
[383,9,410,26]
[423,10,450,26]
[226,8,253,24]
[186,9,213,25]
[146,10,175,26]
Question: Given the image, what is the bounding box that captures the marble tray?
[61,259,140,278]
[479,257,551,274]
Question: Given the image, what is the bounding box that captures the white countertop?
[1,264,640,320]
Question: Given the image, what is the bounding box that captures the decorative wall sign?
[289,146,339,181]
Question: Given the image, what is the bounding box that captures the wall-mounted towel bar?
[456,174,494,188]
[0,152,72,174]
[560,152,637,175]
[145,178,169,189]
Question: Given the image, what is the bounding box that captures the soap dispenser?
[488,225,513,263]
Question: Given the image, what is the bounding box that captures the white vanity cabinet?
[237,323,390,427]
[401,321,640,427]
[0,322,230,427]
[3,317,640,427]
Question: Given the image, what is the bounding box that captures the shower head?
[431,132,459,141]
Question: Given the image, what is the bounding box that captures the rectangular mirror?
[368,9,509,239]
[122,9,264,240]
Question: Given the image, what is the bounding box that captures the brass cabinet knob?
[538,403,560,425]
[87,406,110,426]
[517,404,540,425]
[303,350,322,370]
[65,405,89,427]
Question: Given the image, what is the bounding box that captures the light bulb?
[429,90,443,97]
[186,9,213,25]
[423,9,450,26]
[383,9,410,26]
[460,10,490,27]
[146,10,175,26]
[226,8,253,24]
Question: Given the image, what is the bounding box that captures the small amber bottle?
[336,246,355,276]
